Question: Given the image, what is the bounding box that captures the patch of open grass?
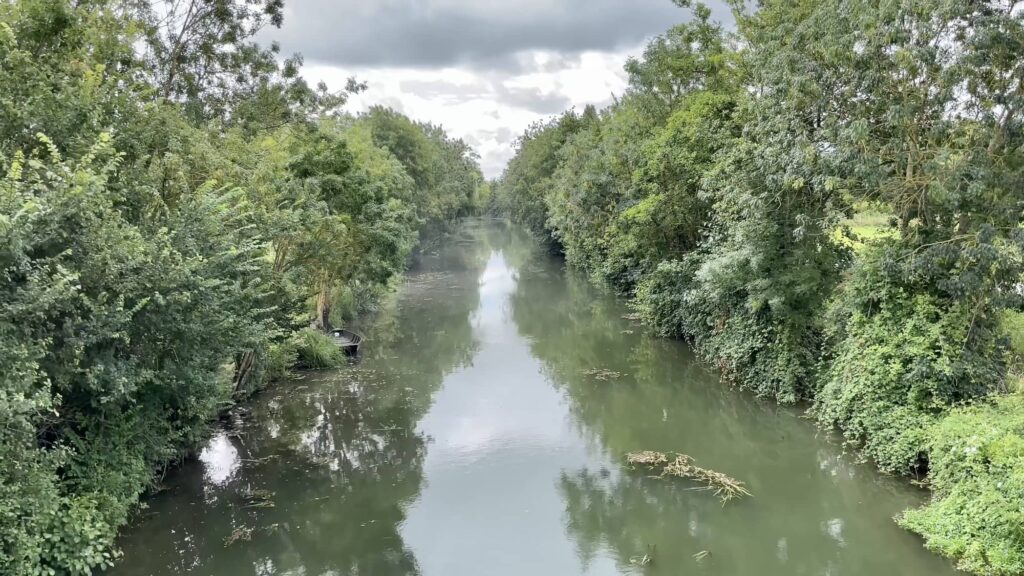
[835,207,899,251]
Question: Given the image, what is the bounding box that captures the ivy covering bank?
[0,1,486,573]
[491,1,1024,573]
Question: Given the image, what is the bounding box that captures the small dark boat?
[329,329,363,356]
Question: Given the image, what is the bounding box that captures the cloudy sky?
[264,0,730,178]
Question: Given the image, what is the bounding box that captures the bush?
[900,395,1024,575]
[264,340,300,383]
[816,243,1011,474]
[0,135,274,573]
[1002,310,1024,393]
[634,258,700,339]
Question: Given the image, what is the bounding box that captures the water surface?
[113,220,958,576]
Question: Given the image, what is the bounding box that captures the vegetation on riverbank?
[491,1,1024,573]
[0,0,484,572]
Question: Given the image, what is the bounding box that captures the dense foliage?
[492,0,1024,572]
[899,394,1024,574]
[0,0,483,573]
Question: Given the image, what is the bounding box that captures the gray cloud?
[480,147,515,180]
[494,85,571,115]
[397,78,572,115]
[533,52,583,73]
[278,1,735,179]
[375,95,408,114]
[397,79,489,100]
[474,127,514,145]
[269,0,725,70]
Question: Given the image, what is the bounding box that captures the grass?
[293,328,346,369]
[835,206,899,251]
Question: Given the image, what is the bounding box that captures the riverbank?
[0,3,487,567]
[488,2,1024,571]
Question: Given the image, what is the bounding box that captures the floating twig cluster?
[583,368,623,381]
[626,451,751,503]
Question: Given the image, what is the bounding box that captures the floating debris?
[629,553,653,567]
[240,455,278,464]
[224,526,253,546]
[693,550,710,562]
[629,544,656,566]
[621,329,635,335]
[626,450,669,467]
[622,313,643,321]
[583,368,623,381]
[626,451,751,503]
[240,487,275,508]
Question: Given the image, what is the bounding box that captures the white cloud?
[303,45,641,178]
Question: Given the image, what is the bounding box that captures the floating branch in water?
[626,450,669,467]
[629,553,653,566]
[629,544,656,566]
[224,526,253,546]
[240,487,275,508]
[583,368,623,381]
[626,451,751,503]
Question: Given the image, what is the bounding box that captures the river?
[111,219,959,576]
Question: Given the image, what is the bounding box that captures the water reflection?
[507,235,959,575]
[112,225,491,576]
[115,369,428,574]
[199,432,240,487]
[398,223,606,576]
[113,220,959,576]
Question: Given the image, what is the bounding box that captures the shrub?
[900,395,1024,575]
[816,242,1012,474]
[293,328,346,369]
[634,258,701,339]
[264,340,300,382]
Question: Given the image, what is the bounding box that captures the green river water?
[111,219,960,576]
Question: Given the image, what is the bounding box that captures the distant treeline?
[0,0,485,573]
[491,1,1024,573]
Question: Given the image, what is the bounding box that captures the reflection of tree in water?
[361,221,496,401]
[509,235,947,576]
[115,222,497,576]
[557,461,933,575]
[507,256,734,572]
[509,259,748,457]
[559,468,714,573]
[116,370,427,576]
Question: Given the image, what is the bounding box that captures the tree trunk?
[314,276,332,331]
[232,350,258,397]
